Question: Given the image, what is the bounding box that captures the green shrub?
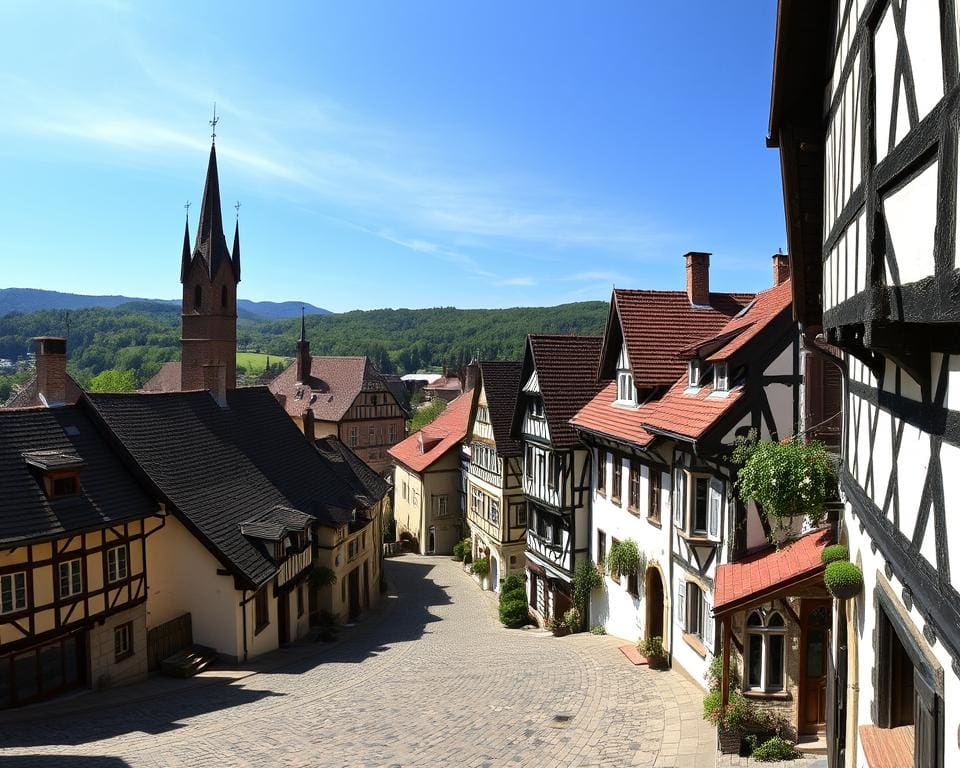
[452,540,465,562]
[499,595,530,628]
[637,636,665,657]
[750,735,799,761]
[590,625,606,635]
[563,607,582,633]
[821,544,849,564]
[501,573,525,597]
[824,560,863,598]
[572,560,603,615]
[706,654,740,691]
[703,690,765,734]
[471,557,490,577]
[606,538,645,579]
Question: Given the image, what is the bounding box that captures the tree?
[88,369,137,392]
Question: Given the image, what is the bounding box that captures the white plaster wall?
[146,514,244,660]
[884,159,938,286]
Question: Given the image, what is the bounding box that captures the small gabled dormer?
[687,358,702,391]
[22,449,84,500]
[614,345,637,406]
[713,361,730,393]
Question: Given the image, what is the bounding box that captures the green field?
[236,352,292,374]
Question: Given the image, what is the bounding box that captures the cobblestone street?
[0,556,720,767]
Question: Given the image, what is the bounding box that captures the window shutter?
[677,579,687,630]
[703,597,715,653]
[913,671,941,768]
[708,479,722,538]
[673,469,684,528]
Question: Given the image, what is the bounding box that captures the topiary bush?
[824,560,863,599]
[750,735,799,761]
[821,544,849,564]
[501,573,525,596]
[499,595,530,628]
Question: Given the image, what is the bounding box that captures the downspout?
[241,589,248,662]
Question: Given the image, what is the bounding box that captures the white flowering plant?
[736,437,834,535]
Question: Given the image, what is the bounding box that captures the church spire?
[180,207,191,282]
[191,141,235,282]
[296,307,311,384]
[232,217,241,282]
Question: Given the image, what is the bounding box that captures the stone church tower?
[179,141,241,393]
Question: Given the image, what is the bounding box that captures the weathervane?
[209,102,219,144]
[234,201,241,219]
[184,200,191,220]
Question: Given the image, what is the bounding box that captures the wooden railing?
[147,613,192,672]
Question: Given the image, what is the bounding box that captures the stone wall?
[88,601,148,691]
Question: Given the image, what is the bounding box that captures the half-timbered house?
[0,404,161,708]
[769,2,960,765]
[463,361,525,591]
[512,334,602,626]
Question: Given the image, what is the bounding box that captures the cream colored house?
[0,404,161,708]
[390,390,474,555]
[464,361,526,591]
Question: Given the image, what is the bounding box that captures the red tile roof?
[388,390,473,473]
[527,334,604,449]
[424,375,461,392]
[569,381,656,448]
[269,356,393,423]
[141,361,181,393]
[713,527,833,615]
[640,377,743,441]
[611,289,753,387]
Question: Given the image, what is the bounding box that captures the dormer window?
[688,359,701,389]
[52,475,79,497]
[529,398,544,418]
[23,450,84,500]
[616,372,636,405]
[715,362,729,392]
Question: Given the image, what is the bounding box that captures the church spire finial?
[299,306,306,343]
[209,102,219,145]
[180,201,192,282]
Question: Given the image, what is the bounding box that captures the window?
[597,449,607,496]
[0,572,27,614]
[551,517,562,546]
[708,479,722,538]
[611,456,622,504]
[616,372,636,404]
[254,588,269,633]
[688,359,701,388]
[489,500,500,525]
[58,559,82,598]
[402,480,408,501]
[435,495,448,518]
[297,583,304,618]
[525,446,534,480]
[686,582,704,638]
[627,567,639,598]
[673,467,685,528]
[746,610,785,692]
[114,622,133,661]
[388,425,398,444]
[477,406,489,423]
[648,470,661,523]
[610,538,621,584]
[368,426,376,445]
[547,453,558,490]
[51,476,79,498]
[597,530,607,566]
[348,427,358,448]
[692,476,709,533]
[529,398,544,418]
[107,546,128,583]
[676,578,686,630]
[193,285,202,311]
[715,362,729,392]
[514,503,527,527]
[629,464,641,512]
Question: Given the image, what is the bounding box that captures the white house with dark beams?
[770,1,960,766]
[573,254,810,713]
[512,334,602,626]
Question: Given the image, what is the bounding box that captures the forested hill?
[0,301,608,389]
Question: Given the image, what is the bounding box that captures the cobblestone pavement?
[0,556,720,768]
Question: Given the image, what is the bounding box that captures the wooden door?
[646,569,665,640]
[278,590,289,645]
[348,567,361,620]
[799,600,831,734]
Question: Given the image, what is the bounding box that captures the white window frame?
[114,622,132,659]
[59,558,83,598]
[107,545,128,583]
[676,577,687,631]
[714,362,729,392]
[689,474,711,535]
[616,371,636,404]
[489,499,500,525]
[673,467,685,528]
[435,494,448,518]
[529,398,544,418]
[0,572,27,614]
[745,610,786,693]
[688,359,701,389]
[708,478,722,539]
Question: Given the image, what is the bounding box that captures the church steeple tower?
[296,307,311,384]
[180,131,240,396]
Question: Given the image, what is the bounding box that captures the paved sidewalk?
[0,555,720,767]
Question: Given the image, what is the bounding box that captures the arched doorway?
[645,567,665,640]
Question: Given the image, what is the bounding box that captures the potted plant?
[704,690,765,754]
[606,538,646,582]
[736,436,835,545]
[471,557,490,587]
[824,560,863,599]
[637,636,667,669]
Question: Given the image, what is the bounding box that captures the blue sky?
[0,2,783,313]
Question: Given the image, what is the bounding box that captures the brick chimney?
[464,358,480,393]
[202,364,227,408]
[684,252,711,307]
[772,251,791,286]
[302,407,315,442]
[34,337,67,406]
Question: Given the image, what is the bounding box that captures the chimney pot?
[772,252,791,286]
[684,252,711,307]
[33,337,67,406]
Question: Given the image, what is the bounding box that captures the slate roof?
[86,387,377,588]
[315,436,390,507]
[240,505,315,541]
[604,289,753,387]
[0,406,157,547]
[525,335,603,449]
[269,356,397,423]
[713,527,832,615]
[389,390,473,473]
[141,361,181,393]
[5,373,83,408]
[478,360,522,457]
